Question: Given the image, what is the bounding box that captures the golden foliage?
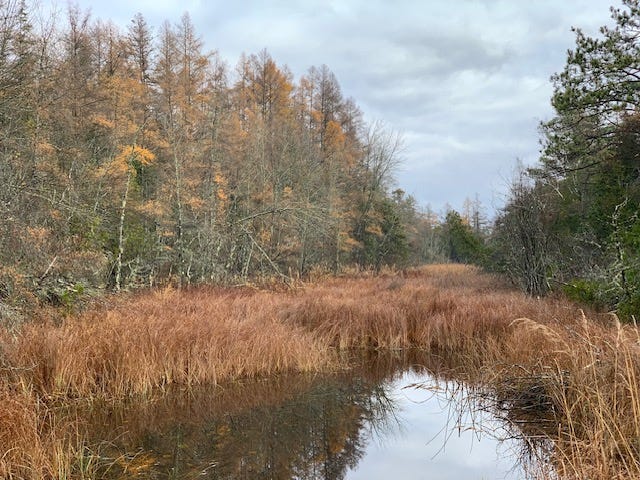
[102,144,156,177]
[324,120,346,151]
[214,171,229,205]
[216,188,228,202]
[214,172,227,186]
[114,144,156,168]
[259,228,271,243]
[186,195,205,211]
[341,235,362,251]
[91,115,115,130]
[136,200,168,218]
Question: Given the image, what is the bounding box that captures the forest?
[3,0,640,320]
[0,1,459,321]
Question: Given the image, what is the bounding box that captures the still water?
[81,353,544,479]
[346,370,525,480]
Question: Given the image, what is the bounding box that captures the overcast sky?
[45,0,617,217]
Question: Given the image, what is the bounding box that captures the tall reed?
[497,315,640,478]
[1,264,639,478]
[3,286,332,398]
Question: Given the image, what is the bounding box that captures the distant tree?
[441,210,485,265]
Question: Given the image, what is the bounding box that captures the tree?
[491,173,553,296]
[127,13,153,85]
[541,0,640,182]
[441,210,485,266]
[529,0,640,314]
[247,49,293,122]
[106,145,156,290]
[351,123,403,269]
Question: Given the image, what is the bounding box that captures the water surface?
[77,353,544,479]
[346,370,527,480]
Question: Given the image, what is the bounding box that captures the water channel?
[78,352,550,479]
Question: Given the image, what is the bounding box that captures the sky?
[43,0,617,217]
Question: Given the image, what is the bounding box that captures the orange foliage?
[91,115,115,130]
[187,196,206,211]
[364,224,383,236]
[102,144,156,177]
[136,200,168,217]
[324,120,346,151]
[114,145,155,167]
[216,189,228,202]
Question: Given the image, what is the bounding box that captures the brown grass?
[499,315,640,479]
[0,384,86,480]
[4,286,332,398]
[0,264,639,478]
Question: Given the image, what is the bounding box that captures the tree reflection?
[73,352,418,479]
[67,350,557,479]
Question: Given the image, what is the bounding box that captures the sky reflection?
[347,371,526,480]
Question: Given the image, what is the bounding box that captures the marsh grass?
[1,264,639,478]
[0,384,95,480]
[4,287,332,398]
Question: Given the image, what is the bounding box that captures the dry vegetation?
[1,264,639,478]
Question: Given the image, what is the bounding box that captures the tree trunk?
[115,170,132,291]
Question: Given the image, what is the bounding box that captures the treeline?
[0,1,449,315]
[488,0,640,318]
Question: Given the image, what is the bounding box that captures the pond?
[77,352,550,479]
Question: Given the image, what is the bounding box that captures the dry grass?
[4,286,332,398]
[0,383,88,480]
[496,315,640,479]
[0,264,639,478]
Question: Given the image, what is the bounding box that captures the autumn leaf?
[115,145,156,167]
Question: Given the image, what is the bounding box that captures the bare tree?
[494,171,553,296]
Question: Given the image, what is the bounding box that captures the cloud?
[44,0,616,216]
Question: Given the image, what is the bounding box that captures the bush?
[563,279,602,306]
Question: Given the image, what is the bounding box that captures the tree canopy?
[0,2,443,316]
[492,0,640,317]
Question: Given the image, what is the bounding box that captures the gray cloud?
[49,0,615,216]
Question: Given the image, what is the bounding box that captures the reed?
[1,264,639,478]
[4,286,332,398]
[496,315,640,479]
[0,384,91,480]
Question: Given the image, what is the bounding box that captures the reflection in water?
[70,351,549,479]
[349,372,542,480]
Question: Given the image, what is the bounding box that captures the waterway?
[77,352,549,479]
